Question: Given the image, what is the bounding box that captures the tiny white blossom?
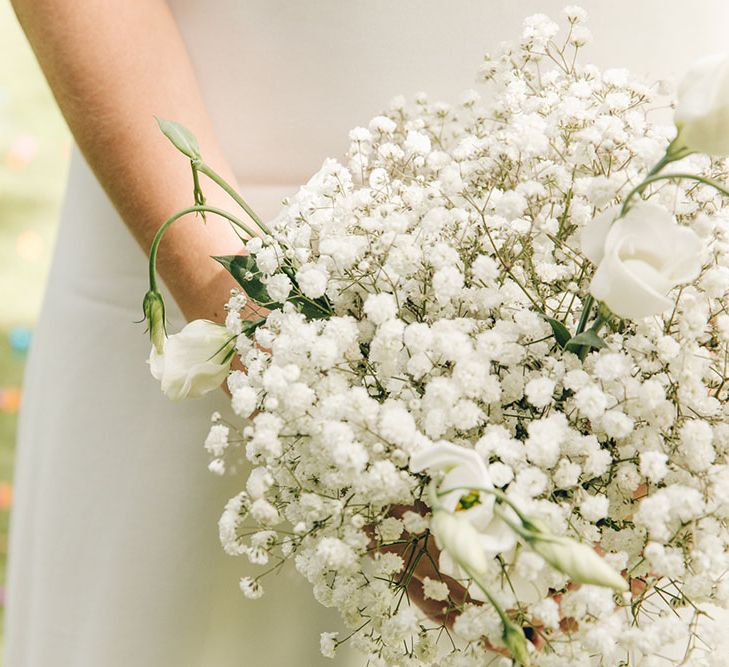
[239,577,264,599]
[422,577,450,601]
[320,632,338,659]
[525,377,556,408]
[296,263,329,299]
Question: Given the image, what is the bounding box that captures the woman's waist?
[47,147,302,314]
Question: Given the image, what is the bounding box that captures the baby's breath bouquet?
[143,8,729,666]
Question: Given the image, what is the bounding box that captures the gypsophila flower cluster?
[193,9,729,666]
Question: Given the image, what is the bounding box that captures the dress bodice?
[169,0,729,195]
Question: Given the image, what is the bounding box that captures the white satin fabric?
[6,2,729,665]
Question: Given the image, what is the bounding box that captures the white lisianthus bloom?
[148,319,233,400]
[410,441,516,577]
[675,54,729,156]
[581,203,703,319]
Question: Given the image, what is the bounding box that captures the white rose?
[410,441,516,578]
[148,319,234,400]
[581,203,703,320]
[675,54,729,156]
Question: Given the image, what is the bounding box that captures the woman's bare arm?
[10,0,248,323]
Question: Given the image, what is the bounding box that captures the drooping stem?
[148,204,258,291]
[621,172,729,217]
[461,564,509,624]
[194,160,272,236]
[459,562,530,666]
[646,139,693,178]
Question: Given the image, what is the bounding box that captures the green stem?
[459,562,530,666]
[621,172,729,217]
[195,161,272,236]
[574,294,594,336]
[646,140,692,178]
[461,564,510,625]
[577,310,608,361]
[191,161,206,211]
[148,204,257,291]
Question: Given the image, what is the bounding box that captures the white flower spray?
[146,7,729,666]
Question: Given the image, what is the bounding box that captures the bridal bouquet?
[144,8,729,666]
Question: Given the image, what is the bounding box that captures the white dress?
[5,2,729,665]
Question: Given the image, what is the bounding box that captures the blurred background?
[0,2,70,649]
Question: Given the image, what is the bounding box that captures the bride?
[6,1,729,665]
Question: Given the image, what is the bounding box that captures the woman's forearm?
[11,0,247,323]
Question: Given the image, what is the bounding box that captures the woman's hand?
[372,503,468,627]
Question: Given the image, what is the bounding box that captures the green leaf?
[565,329,607,352]
[155,116,201,159]
[212,255,281,308]
[288,295,331,320]
[241,317,267,337]
[545,317,572,349]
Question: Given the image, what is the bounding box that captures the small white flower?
[204,423,230,457]
[432,266,465,303]
[402,511,429,534]
[525,377,556,408]
[404,130,431,155]
[680,420,715,472]
[369,115,397,134]
[563,5,588,23]
[575,384,608,421]
[525,414,567,468]
[250,498,281,526]
[231,385,258,418]
[207,458,225,476]
[363,292,398,324]
[320,632,338,659]
[246,467,273,500]
[239,577,264,599]
[639,450,669,483]
[266,273,293,302]
[296,263,329,299]
[580,494,609,522]
[422,576,450,601]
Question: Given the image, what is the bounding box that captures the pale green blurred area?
[1,1,70,326]
[0,0,71,652]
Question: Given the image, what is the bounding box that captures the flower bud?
[675,54,729,156]
[143,290,167,354]
[526,534,628,591]
[430,510,490,577]
[502,618,531,667]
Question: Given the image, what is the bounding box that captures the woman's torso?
[49,1,729,325]
[170,0,729,203]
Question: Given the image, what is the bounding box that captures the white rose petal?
[582,203,704,320]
